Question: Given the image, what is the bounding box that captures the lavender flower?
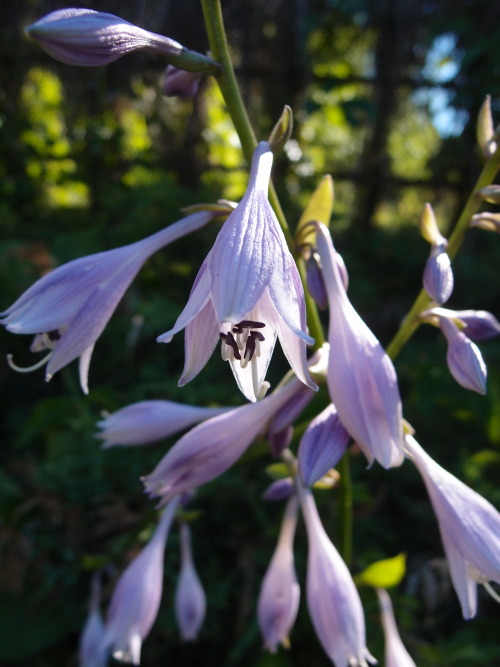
[96,400,228,448]
[298,403,350,487]
[405,434,500,619]
[26,8,183,66]
[261,478,294,502]
[258,495,300,652]
[144,377,314,503]
[376,589,416,667]
[102,497,179,664]
[438,316,487,394]
[422,307,500,341]
[79,574,108,667]
[175,522,206,641]
[1,212,212,393]
[157,142,317,402]
[162,65,203,98]
[315,222,404,469]
[299,481,376,666]
[423,241,454,305]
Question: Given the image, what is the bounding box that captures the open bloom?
[175,522,206,641]
[376,589,416,667]
[26,9,184,66]
[1,212,212,393]
[298,480,376,666]
[96,400,228,447]
[315,223,403,468]
[258,495,300,652]
[102,497,179,664]
[158,141,317,402]
[405,434,500,619]
[144,376,315,503]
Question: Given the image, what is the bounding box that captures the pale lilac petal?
[269,257,314,345]
[103,498,179,663]
[79,575,108,667]
[451,309,500,341]
[175,522,206,641]
[258,496,300,652]
[78,344,95,395]
[376,589,416,667]
[144,378,311,502]
[26,9,182,67]
[316,223,403,469]
[439,317,487,394]
[405,434,500,619]
[298,403,350,487]
[162,65,202,98]
[179,299,220,386]
[261,478,294,502]
[96,400,228,447]
[423,242,454,305]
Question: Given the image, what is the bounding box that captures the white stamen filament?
[7,351,53,373]
[483,581,500,605]
[251,355,260,397]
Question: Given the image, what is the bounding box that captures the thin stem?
[386,143,500,360]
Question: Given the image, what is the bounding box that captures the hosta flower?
[299,480,376,667]
[175,522,206,641]
[157,141,317,402]
[79,574,108,667]
[376,588,416,667]
[422,306,500,341]
[1,212,212,393]
[423,241,454,305]
[258,495,300,652]
[144,376,315,502]
[438,315,487,394]
[298,403,350,487]
[102,497,179,664]
[162,65,203,98]
[315,223,404,469]
[405,434,500,619]
[96,400,228,447]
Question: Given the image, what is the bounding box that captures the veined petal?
[440,527,478,619]
[179,298,220,386]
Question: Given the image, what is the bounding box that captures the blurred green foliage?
[1,1,500,665]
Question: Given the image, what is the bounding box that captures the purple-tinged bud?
[298,403,350,487]
[96,400,228,448]
[262,477,294,502]
[298,480,376,666]
[315,222,404,469]
[26,9,183,67]
[175,522,206,641]
[79,574,108,667]
[470,212,500,233]
[102,498,179,664]
[376,589,416,667]
[438,316,487,394]
[423,241,454,305]
[162,65,203,98]
[306,253,328,309]
[267,384,314,436]
[269,425,293,458]
[423,307,500,341]
[258,496,300,652]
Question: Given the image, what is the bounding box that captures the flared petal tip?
[157,332,174,344]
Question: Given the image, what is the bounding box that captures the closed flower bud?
[262,477,294,502]
[438,316,487,394]
[376,589,416,667]
[423,241,454,305]
[470,211,500,233]
[175,522,206,641]
[420,203,444,246]
[79,574,108,667]
[306,253,328,309]
[477,95,497,158]
[162,65,203,98]
[423,307,500,341]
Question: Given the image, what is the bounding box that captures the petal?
[179,298,220,386]
[440,527,478,619]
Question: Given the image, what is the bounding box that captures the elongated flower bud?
[438,316,487,394]
[376,589,416,667]
[258,495,300,652]
[79,574,108,667]
[175,522,206,641]
[423,241,454,305]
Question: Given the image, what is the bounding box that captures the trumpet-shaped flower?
[96,400,228,448]
[405,434,500,619]
[315,223,404,468]
[298,403,350,487]
[438,316,487,394]
[258,495,300,652]
[102,497,179,664]
[175,522,206,641]
[144,376,315,503]
[157,141,317,402]
[1,212,212,393]
[376,589,416,667]
[26,9,183,67]
[298,481,376,666]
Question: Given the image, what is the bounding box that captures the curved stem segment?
[386,143,500,360]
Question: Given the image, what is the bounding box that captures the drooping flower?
[421,307,500,341]
[96,400,228,448]
[298,403,350,487]
[157,141,317,402]
[79,574,108,667]
[175,522,206,641]
[405,434,500,619]
[315,222,404,469]
[143,376,315,503]
[438,315,487,394]
[298,480,376,666]
[1,212,212,393]
[102,497,179,664]
[376,588,416,667]
[258,495,300,652]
